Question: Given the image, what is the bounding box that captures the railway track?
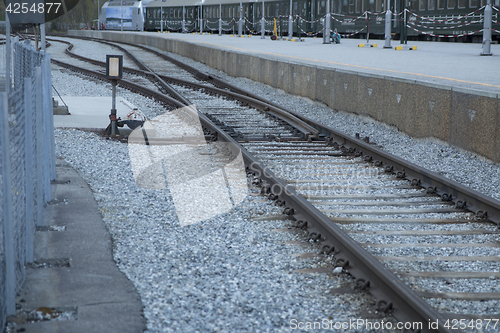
[48,36,500,332]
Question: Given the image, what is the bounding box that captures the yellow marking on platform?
[394,46,403,50]
[410,46,417,50]
[372,43,377,47]
[291,38,296,41]
[358,44,364,47]
[158,37,500,90]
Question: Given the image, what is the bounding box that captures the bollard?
[481,1,492,56]
[261,17,265,38]
[384,9,392,48]
[323,0,331,44]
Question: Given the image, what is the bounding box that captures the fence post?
[35,67,45,226]
[1,92,16,315]
[24,77,34,263]
[44,55,56,181]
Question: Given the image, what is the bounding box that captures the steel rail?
[52,46,455,332]
[102,37,500,228]
[53,37,319,140]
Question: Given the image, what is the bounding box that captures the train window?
[458,0,466,7]
[419,0,426,9]
[349,0,354,12]
[355,0,361,12]
[367,0,375,12]
[469,0,477,6]
[376,0,382,12]
[341,0,348,13]
[437,0,445,9]
[447,0,455,8]
[428,0,435,9]
[480,0,486,5]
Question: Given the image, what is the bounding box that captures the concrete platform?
[77,31,499,94]
[68,30,500,163]
[14,158,146,333]
[53,96,137,129]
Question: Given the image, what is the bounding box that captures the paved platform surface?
[140,32,500,94]
[15,158,146,333]
[53,96,136,129]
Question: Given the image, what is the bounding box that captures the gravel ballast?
[52,66,399,332]
[50,38,500,331]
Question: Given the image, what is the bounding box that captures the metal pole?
[121,1,123,31]
[161,4,163,32]
[183,0,186,33]
[384,0,392,48]
[6,14,10,95]
[403,7,407,44]
[238,0,243,36]
[41,24,46,51]
[261,0,265,38]
[200,1,203,34]
[98,0,100,29]
[111,80,117,135]
[219,0,222,35]
[24,77,34,263]
[288,0,293,40]
[366,11,370,43]
[481,0,492,55]
[324,0,331,44]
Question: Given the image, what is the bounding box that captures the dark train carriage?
[201,0,257,34]
[146,0,499,40]
[146,0,201,32]
[401,0,500,42]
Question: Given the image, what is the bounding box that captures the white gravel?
[50,37,500,331]
[51,62,399,332]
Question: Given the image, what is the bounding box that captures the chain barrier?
[406,7,485,22]
[408,19,483,30]
[406,24,484,37]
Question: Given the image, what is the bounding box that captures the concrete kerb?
[67,30,500,164]
[382,76,418,136]
[356,72,386,122]
[413,82,452,141]
[449,87,499,162]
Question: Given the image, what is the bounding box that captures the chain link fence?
[0,38,55,330]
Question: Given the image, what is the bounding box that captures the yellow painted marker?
[358,44,364,47]
[394,46,403,50]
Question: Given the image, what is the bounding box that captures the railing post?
[481,0,493,56]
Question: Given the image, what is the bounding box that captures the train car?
[145,0,499,40]
[145,0,201,32]
[201,0,257,34]
[100,0,153,31]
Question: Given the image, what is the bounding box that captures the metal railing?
[0,38,55,330]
